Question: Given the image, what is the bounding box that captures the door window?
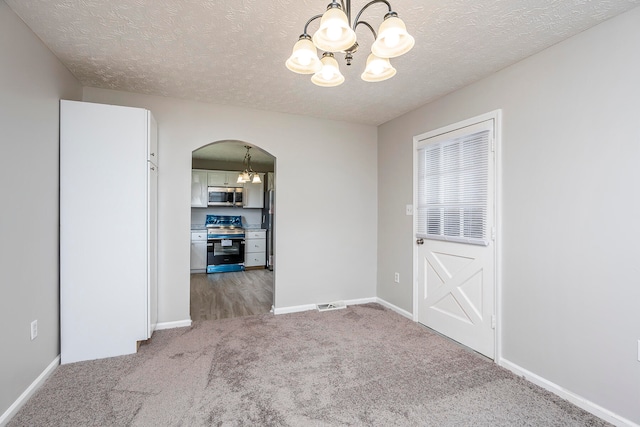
[417,123,491,246]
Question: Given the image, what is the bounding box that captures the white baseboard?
[273,297,413,319]
[0,355,59,427]
[155,319,192,331]
[375,297,414,320]
[500,358,638,427]
[344,297,377,306]
[273,298,377,315]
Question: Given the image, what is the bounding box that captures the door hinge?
[491,315,496,329]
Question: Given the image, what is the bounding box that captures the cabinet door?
[246,230,267,240]
[207,171,231,186]
[190,241,207,270]
[191,170,208,207]
[243,173,264,208]
[208,170,243,187]
[148,112,158,164]
[245,252,266,267]
[61,100,150,364]
[148,161,158,337]
[246,238,267,253]
[244,235,266,268]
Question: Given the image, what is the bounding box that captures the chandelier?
[285,0,415,87]
[237,146,262,184]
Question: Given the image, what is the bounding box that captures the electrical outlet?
[30,320,38,340]
[394,272,400,283]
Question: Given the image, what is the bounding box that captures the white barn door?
[414,116,497,359]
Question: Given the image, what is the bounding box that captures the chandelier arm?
[302,14,323,35]
[352,0,391,30]
[354,20,377,40]
[344,0,350,24]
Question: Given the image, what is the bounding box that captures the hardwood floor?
[190,269,274,321]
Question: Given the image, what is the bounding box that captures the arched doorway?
[189,140,276,321]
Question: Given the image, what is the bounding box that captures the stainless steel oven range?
[206,215,245,273]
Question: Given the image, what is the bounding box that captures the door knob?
[416,238,424,245]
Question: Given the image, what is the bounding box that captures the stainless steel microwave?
[208,187,243,206]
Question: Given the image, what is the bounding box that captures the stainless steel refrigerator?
[261,172,275,270]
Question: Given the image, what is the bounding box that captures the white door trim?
[412,109,502,361]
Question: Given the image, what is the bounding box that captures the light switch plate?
[30,320,37,340]
[406,204,413,215]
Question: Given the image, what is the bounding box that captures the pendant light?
[237,146,261,184]
[311,52,345,87]
[370,12,415,58]
[361,53,396,82]
[285,35,322,74]
[312,4,357,53]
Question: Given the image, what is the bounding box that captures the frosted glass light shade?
[312,7,357,52]
[371,16,415,58]
[252,174,262,184]
[237,171,251,183]
[311,54,344,87]
[286,37,322,74]
[361,54,396,82]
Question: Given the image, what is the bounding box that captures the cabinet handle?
[150,152,155,156]
[150,166,156,171]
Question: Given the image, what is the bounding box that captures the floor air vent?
[317,301,346,312]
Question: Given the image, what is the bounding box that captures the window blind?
[417,129,489,246]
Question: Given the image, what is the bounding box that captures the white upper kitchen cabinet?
[207,170,238,187]
[60,100,158,364]
[191,169,208,207]
[243,173,264,209]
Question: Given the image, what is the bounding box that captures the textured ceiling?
[6,0,640,125]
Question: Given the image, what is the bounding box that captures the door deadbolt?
[416,238,424,245]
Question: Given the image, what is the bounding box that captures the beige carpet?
[8,304,609,426]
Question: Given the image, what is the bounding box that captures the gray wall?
[3,0,638,423]
[82,87,379,323]
[0,1,82,419]
[378,6,640,424]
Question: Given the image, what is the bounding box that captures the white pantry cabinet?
[60,100,158,364]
